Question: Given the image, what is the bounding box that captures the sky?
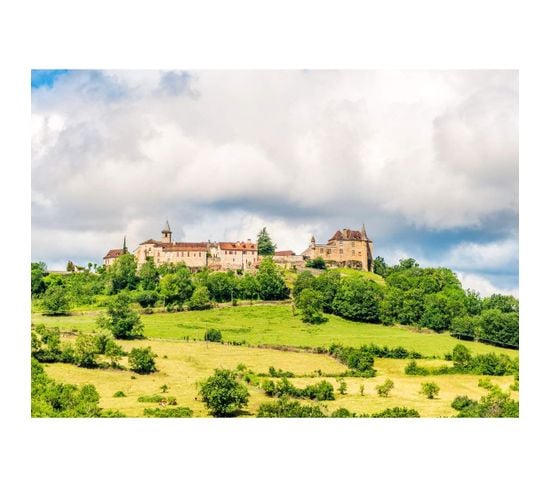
[31,69,518,296]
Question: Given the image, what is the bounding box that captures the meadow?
[32,303,518,358]
[43,338,517,418]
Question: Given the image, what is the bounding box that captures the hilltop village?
[103,221,375,272]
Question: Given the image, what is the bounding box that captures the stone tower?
[161,221,172,244]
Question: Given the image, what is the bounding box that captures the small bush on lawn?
[113,391,126,398]
[143,407,193,418]
[204,328,222,342]
[376,379,395,397]
[128,347,157,374]
[420,382,440,399]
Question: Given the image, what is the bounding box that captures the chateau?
[301,225,374,272]
[103,222,374,272]
[104,222,259,271]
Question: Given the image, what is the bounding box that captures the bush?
[138,394,165,403]
[420,382,440,399]
[256,258,290,300]
[451,395,476,411]
[376,379,394,397]
[199,369,249,417]
[143,407,193,418]
[305,256,327,269]
[295,288,326,324]
[303,380,335,400]
[337,378,347,395]
[331,408,356,418]
[113,391,126,398]
[73,333,99,368]
[370,407,420,418]
[404,360,429,375]
[135,290,159,308]
[332,276,384,323]
[268,366,295,378]
[204,328,222,342]
[452,382,519,418]
[128,347,157,374]
[257,398,327,418]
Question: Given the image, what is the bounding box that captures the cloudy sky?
[31,70,518,296]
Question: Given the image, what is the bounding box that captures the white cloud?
[457,272,519,298]
[31,70,518,266]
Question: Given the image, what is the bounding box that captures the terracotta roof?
[139,239,161,245]
[103,249,123,260]
[218,242,258,251]
[161,242,208,252]
[275,250,296,256]
[329,229,364,241]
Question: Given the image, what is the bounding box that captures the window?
[358,252,362,256]
[327,249,331,254]
[352,241,355,247]
[352,250,355,256]
[339,249,343,254]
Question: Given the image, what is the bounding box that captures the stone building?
[273,250,306,269]
[104,221,258,271]
[302,225,374,271]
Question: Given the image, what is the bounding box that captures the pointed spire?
[123,235,128,253]
[162,220,171,233]
[361,223,367,240]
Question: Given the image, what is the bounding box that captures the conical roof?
[162,221,171,233]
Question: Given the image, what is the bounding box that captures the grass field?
[32,304,518,358]
[43,339,517,418]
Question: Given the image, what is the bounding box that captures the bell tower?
[161,221,172,243]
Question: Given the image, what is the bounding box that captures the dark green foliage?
[370,407,420,418]
[135,290,159,308]
[31,262,48,297]
[159,265,195,306]
[42,285,71,315]
[138,258,159,291]
[73,333,99,368]
[257,227,276,256]
[97,292,143,339]
[113,391,126,398]
[268,366,295,378]
[32,325,63,362]
[260,377,335,401]
[295,288,326,324]
[303,380,335,400]
[451,344,472,370]
[420,382,440,399]
[204,328,222,342]
[373,256,388,277]
[305,256,326,269]
[137,394,176,404]
[31,359,106,418]
[452,381,519,418]
[312,270,341,313]
[187,285,212,310]
[108,253,138,293]
[256,257,290,300]
[143,407,193,418]
[337,378,347,395]
[199,369,250,417]
[292,271,316,300]
[450,315,479,341]
[237,273,259,301]
[404,360,429,375]
[331,408,356,418]
[482,294,519,313]
[256,398,327,418]
[332,275,384,322]
[328,344,377,375]
[128,347,157,374]
[464,289,483,315]
[478,309,519,347]
[63,270,106,306]
[207,272,238,302]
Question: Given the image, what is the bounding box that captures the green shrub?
[97,292,143,339]
[268,366,295,378]
[370,407,420,418]
[143,407,193,418]
[138,394,164,403]
[187,285,213,310]
[420,382,440,399]
[257,398,327,418]
[404,360,429,375]
[113,391,126,398]
[204,328,222,342]
[135,290,159,309]
[331,408,356,418]
[128,347,157,374]
[376,379,394,397]
[305,256,327,269]
[42,285,71,316]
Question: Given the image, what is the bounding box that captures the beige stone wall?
[306,239,373,271]
[210,245,258,271]
[134,243,208,269]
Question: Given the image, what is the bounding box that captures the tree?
[187,285,212,310]
[450,315,479,341]
[159,265,194,306]
[73,334,99,368]
[478,309,519,347]
[108,253,138,292]
[199,369,250,417]
[376,379,394,397]
[332,275,384,322]
[257,227,276,256]
[373,256,388,277]
[451,344,472,370]
[138,257,159,291]
[97,292,143,339]
[420,382,440,399]
[305,256,326,269]
[42,285,71,316]
[256,257,290,300]
[312,270,341,313]
[207,272,237,302]
[238,273,259,301]
[135,290,159,309]
[295,288,325,324]
[31,262,48,297]
[128,347,157,374]
[337,378,348,395]
[482,294,519,313]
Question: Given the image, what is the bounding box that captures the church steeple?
[161,221,172,243]
[122,235,128,253]
[361,223,367,240]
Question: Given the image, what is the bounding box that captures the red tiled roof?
[161,242,208,252]
[275,250,296,256]
[218,242,258,251]
[329,229,364,241]
[103,249,123,260]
